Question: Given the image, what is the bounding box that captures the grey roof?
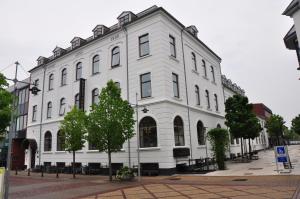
[7,77,30,92]
[283,0,300,16]
[284,25,297,49]
[221,75,245,96]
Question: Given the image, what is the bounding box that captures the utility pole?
[4,61,19,199]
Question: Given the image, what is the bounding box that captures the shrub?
[116,166,134,181]
[207,128,229,170]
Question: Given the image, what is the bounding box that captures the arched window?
[56,130,65,151]
[192,52,197,71]
[92,88,99,104]
[211,66,215,82]
[195,85,200,105]
[92,55,100,74]
[205,90,210,109]
[47,101,52,118]
[174,116,185,146]
[75,93,79,108]
[111,46,120,67]
[214,94,218,111]
[139,116,157,148]
[59,98,66,116]
[202,60,207,77]
[61,68,67,86]
[44,131,52,151]
[217,124,221,128]
[76,62,82,80]
[197,121,205,145]
[49,74,54,90]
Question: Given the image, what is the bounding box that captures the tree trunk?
[248,139,252,159]
[277,136,280,146]
[72,150,75,179]
[240,138,244,158]
[108,148,112,181]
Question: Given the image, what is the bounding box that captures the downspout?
[122,26,131,167]
[180,29,193,159]
[38,66,47,166]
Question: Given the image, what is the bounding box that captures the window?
[174,116,185,146]
[92,88,99,104]
[119,14,129,25]
[195,85,200,105]
[34,79,39,87]
[205,90,210,109]
[56,131,65,151]
[47,102,52,118]
[192,52,197,71]
[202,60,207,77]
[214,94,219,111]
[139,116,157,148]
[76,62,82,80]
[197,121,205,145]
[230,133,234,145]
[169,35,176,57]
[115,82,121,89]
[75,94,79,108]
[140,73,151,98]
[211,66,215,82]
[59,98,66,116]
[92,55,100,74]
[32,105,37,121]
[61,68,67,86]
[111,46,120,67]
[139,34,149,57]
[44,131,52,151]
[89,142,97,150]
[217,124,221,128]
[172,73,179,98]
[49,74,54,90]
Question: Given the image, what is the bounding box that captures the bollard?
[41,166,44,177]
[56,168,59,178]
[15,167,18,175]
[27,169,30,176]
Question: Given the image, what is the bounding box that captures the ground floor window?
[139,116,157,148]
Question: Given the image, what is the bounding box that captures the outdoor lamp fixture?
[142,107,149,113]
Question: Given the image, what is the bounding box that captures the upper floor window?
[48,74,54,90]
[195,85,200,105]
[211,66,215,82]
[75,94,80,108]
[115,82,121,89]
[197,121,205,145]
[76,62,82,80]
[202,60,207,77]
[34,79,39,87]
[92,55,100,74]
[61,68,67,86]
[172,73,179,98]
[205,90,210,109]
[119,14,129,25]
[169,35,176,57]
[92,88,99,104]
[139,116,157,148]
[44,131,52,152]
[214,94,219,111]
[192,52,197,71]
[111,47,120,67]
[32,105,37,121]
[47,102,52,118]
[59,98,66,116]
[139,34,149,57]
[140,73,151,98]
[174,116,185,146]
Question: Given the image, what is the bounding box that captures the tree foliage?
[291,114,300,135]
[265,114,285,145]
[60,106,87,178]
[87,80,135,181]
[0,73,13,133]
[207,128,229,170]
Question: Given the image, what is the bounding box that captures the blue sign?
[277,156,288,163]
[276,146,285,155]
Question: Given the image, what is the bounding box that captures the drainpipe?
[122,26,131,168]
[180,28,193,159]
[38,66,47,166]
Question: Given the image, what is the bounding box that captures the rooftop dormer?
[186,25,198,37]
[37,56,49,66]
[71,37,86,49]
[93,25,109,38]
[53,46,66,58]
[117,11,137,26]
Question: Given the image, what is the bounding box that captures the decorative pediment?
[36,56,49,65]
[92,25,109,38]
[186,25,198,37]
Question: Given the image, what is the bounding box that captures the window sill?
[173,146,189,149]
[55,151,67,154]
[48,89,53,92]
[137,54,152,60]
[192,69,199,75]
[139,96,153,101]
[91,72,101,76]
[86,150,99,153]
[43,152,53,154]
[138,147,160,151]
[169,55,179,63]
[211,81,217,85]
[110,65,122,69]
[172,97,182,101]
[60,84,67,87]
[207,108,212,111]
[203,76,209,80]
[197,145,207,149]
[195,104,202,109]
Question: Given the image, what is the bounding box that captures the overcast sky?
[0,0,299,126]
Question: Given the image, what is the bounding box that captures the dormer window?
[71,37,86,49]
[117,11,136,26]
[186,25,198,37]
[119,14,129,25]
[54,51,61,58]
[37,56,48,66]
[53,47,66,58]
[93,25,109,38]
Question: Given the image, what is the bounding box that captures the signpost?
[274,146,292,173]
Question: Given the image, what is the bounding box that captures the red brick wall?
[11,139,25,170]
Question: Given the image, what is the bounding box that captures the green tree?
[0,73,13,134]
[207,128,229,170]
[87,80,135,181]
[291,114,300,135]
[243,115,262,156]
[225,95,253,157]
[60,106,87,178]
[265,114,285,146]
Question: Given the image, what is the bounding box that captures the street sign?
[274,146,291,173]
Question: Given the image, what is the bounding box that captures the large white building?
[24,5,262,174]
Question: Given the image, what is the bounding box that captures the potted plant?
[116,166,134,181]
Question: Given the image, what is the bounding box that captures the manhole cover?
[169,177,181,180]
[248,168,263,170]
[233,179,248,181]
